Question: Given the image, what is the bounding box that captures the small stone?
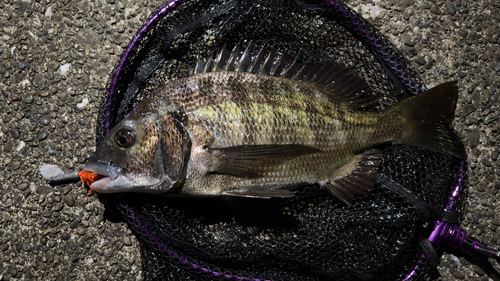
[9,128,19,139]
[64,194,76,207]
[118,262,131,272]
[462,104,477,117]
[404,40,415,47]
[401,0,415,9]
[69,220,79,229]
[14,111,24,119]
[47,240,56,250]
[425,60,434,70]
[36,185,52,196]
[85,256,94,265]
[468,128,480,148]
[10,93,21,101]
[484,113,496,125]
[11,161,21,170]
[80,76,89,85]
[22,243,31,252]
[38,105,51,115]
[37,130,49,141]
[77,139,86,148]
[485,28,497,38]
[452,271,465,280]
[458,30,468,37]
[122,236,132,246]
[474,14,483,22]
[446,3,456,15]
[482,90,491,105]
[76,228,86,235]
[17,182,30,191]
[473,215,480,224]
[430,5,441,15]
[39,118,51,126]
[104,249,113,258]
[491,150,498,161]
[471,90,481,107]
[473,265,485,275]
[396,24,407,34]
[409,16,420,26]
[403,45,417,57]
[23,95,33,104]
[491,90,500,104]
[96,248,104,256]
[495,63,500,72]
[53,203,63,211]
[414,56,426,65]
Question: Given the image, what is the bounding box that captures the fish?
[82,43,465,205]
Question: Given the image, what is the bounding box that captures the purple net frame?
[100,1,495,280]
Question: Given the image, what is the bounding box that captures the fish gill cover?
[94,0,467,280]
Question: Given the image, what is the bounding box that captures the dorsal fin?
[194,42,376,109]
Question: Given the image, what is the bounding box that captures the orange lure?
[78,170,103,195]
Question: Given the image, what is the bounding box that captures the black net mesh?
[95,0,467,280]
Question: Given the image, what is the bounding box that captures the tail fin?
[397,81,466,159]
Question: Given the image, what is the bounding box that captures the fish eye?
[114,129,135,148]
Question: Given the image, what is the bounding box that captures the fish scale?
[180,73,391,193]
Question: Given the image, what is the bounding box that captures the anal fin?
[323,149,382,205]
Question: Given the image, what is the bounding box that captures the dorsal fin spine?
[212,43,226,72]
[236,42,252,72]
[225,43,241,72]
[194,56,204,75]
[247,45,266,73]
[258,47,273,75]
[193,42,376,110]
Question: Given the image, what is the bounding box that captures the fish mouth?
[82,162,127,193]
[82,162,165,193]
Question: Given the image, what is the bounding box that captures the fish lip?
[82,162,164,193]
[82,162,125,180]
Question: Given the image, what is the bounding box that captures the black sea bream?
[83,44,464,205]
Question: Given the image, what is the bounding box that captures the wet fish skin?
[84,69,462,203]
[83,42,463,204]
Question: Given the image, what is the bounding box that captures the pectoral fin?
[323,149,382,205]
[207,144,321,178]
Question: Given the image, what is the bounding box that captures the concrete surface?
[0,0,499,280]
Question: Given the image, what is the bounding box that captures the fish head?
[83,112,190,194]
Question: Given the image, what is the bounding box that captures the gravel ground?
[0,0,498,280]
